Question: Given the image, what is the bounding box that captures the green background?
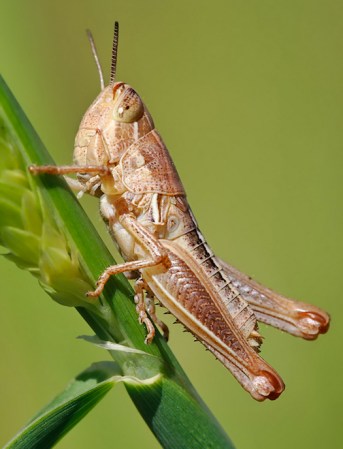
[1,1,342,448]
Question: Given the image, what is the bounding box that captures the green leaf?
[4,362,126,449]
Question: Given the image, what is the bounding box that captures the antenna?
[110,21,119,85]
[86,29,105,91]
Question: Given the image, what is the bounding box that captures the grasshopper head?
[73,24,154,189]
[73,82,154,169]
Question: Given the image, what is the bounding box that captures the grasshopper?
[30,23,329,401]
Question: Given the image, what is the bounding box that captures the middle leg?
[87,213,170,297]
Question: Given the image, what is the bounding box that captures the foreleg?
[29,164,108,196]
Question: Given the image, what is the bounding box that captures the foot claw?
[86,289,100,298]
[144,333,154,345]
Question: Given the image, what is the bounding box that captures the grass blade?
[5,362,130,449]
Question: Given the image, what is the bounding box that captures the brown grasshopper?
[30,23,329,401]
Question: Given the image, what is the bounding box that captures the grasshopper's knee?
[154,249,171,269]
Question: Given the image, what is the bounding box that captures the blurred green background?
[1,1,342,448]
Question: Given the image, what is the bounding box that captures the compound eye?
[113,87,144,123]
